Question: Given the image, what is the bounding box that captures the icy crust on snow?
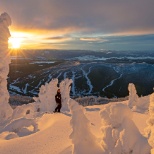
[69,99,103,154]
[0,12,13,124]
[100,103,151,154]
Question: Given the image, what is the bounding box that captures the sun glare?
[9,37,22,49]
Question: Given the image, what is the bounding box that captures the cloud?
[45,36,72,42]
[1,0,154,35]
[1,0,154,50]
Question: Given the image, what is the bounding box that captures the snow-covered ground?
[0,79,153,154]
[0,102,150,154]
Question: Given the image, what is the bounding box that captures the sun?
[9,37,22,49]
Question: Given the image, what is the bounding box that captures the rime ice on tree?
[128,83,150,112]
[69,99,103,154]
[60,78,72,112]
[33,78,72,113]
[128,83,138,108]
[100,103,150,154]
[145,93,154,154]
[0,12,13,124]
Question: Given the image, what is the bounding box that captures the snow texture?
[60,78,72,112]
[33,78,72,113]
[11,103,40,120]
[145,93,154,154]
[100,103,151,154]
[33,79,59,113]
[0,12,13,125]
[128,83,150,112]
[1,118,38,134]
[69,99,103,154]
[128,83,138,108]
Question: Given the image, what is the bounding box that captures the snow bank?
[69,99,103,154]
[12,103,40,120]
[0,12,13,124]
[100,103,151,154]
[2,118,38,133]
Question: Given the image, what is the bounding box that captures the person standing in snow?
[54,89,62,112]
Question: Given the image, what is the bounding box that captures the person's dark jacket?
[55,92,61,104]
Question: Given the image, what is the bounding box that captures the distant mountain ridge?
[8,50,154,98]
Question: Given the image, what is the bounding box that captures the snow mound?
[2,118,38,132]
[100,103,151,154]
[12,103,40,120]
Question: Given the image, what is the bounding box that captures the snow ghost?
[128,83,138,108]
[0,12,13,124]
[100,103,151,154]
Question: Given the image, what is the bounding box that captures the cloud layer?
[1,0,154,50]
[1,0,154,34]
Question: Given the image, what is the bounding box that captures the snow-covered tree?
[128,83,138,108]
[0,12,13,124]
[128,83,150,112]
[100,103,151,154]
[145,93,154,154]
[69,99,103,154]
[60,78,72,112]
[33,79,58,113]
[33,78,72,113]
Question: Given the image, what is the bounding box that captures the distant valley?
[8,50,154,98]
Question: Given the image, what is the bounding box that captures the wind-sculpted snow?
[60,78,73,111]
[145,93,154,154]
[128,83,139,108]
[0,78,72,140]
[69,99,103,154]
[1,118,38,135]
[100,103,151,154]
[0,12,13,124]
[33,78,72,113]
[33,79,59,113]
[128,83,150,112]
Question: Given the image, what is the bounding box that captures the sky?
[0,0,154,51]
